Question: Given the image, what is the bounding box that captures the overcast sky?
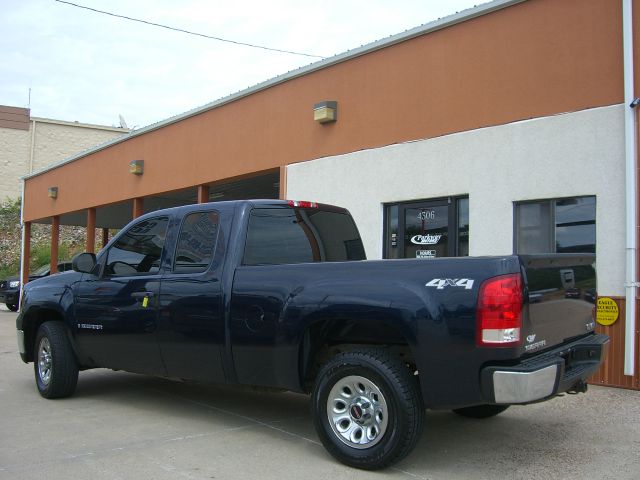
[2,0,484,129]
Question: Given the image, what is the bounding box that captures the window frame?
[242,206,365,266]
[171,210,221,275]
[513,195,596,254]
[382,195,469,259]
[102,215,170,278]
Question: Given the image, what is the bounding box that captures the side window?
[174,211,220,274]
[105,216,169,276]
[514,196,596,254]
[243,207,365,266]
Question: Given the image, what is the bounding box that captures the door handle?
[131,291,155,299]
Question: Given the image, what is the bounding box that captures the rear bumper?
[481,333,609,404]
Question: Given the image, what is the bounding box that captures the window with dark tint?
[457,197,469,257]
[384,196,469,259]
[174,211,219,273]
[515,196,595,254]
[105,216,169,276]
[243,207,365,265]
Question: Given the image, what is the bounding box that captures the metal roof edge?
[23,0,526,181]
[31,116,130,132]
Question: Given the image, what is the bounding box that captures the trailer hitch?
[567,381,588,395]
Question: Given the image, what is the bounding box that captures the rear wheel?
[34,322,79,399]
[452,404,510,419]
[311,348,424,470]
[6,303,18,312]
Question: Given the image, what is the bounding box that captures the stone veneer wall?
[0,116,128,200]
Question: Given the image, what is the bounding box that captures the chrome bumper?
[492,365,558,404]
[482,333,609,405]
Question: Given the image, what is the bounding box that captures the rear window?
[243,207,365,265]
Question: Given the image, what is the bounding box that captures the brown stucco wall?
[590,298,640,390]
[1,116,128,200]
[24,0,626,222]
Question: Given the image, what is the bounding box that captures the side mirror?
[72,252,97,273]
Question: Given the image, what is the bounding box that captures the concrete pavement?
[1,306,638,479]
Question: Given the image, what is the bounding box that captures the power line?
[53,0,326,59]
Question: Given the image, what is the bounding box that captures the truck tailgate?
[520,254,597,356]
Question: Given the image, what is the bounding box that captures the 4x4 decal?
[425,278,475,290]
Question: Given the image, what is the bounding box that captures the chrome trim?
[17,329,26,355]
[493,364,558,404]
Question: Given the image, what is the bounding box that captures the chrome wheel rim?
[38,337,52,386]
[326,375,388,449]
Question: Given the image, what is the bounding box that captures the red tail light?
[476,273,523,347]
[287,200,318,208]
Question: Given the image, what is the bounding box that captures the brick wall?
[0,128,30,200]
[0,112,128,200]
[31,121,127,173]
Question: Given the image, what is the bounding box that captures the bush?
[0,198,86,279]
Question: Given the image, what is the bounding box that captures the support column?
[102,228,109,248]
[197,184,210,204]
[21,222,31,286]
[50,216,60,274]
[133,197,144,219]
[86,208,96,253]
[279,166,287,200]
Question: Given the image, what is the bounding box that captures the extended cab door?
[230,205,366,389]
[73,216,169,375]
[156,209,226,383]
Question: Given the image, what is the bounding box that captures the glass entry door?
[402,204,449,259]
[384,197,468,260]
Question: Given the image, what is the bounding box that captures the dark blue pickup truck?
[16,199,608,469]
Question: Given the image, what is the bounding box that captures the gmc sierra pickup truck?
[16,199,608,469]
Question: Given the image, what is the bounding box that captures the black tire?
[6,303,18,312]
[311,349,424,470]
[452,404,510,419]
[34,322,79,399]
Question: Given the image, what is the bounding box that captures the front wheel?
[6,303,18,312]
[34,322,79,399]
[311,349,424,470]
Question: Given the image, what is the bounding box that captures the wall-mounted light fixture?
[129,159,144,175]
[314,101,337,124]
[48,187,58,199]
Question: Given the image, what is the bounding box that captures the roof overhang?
[22,0,526,181]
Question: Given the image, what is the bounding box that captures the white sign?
[411,234,442,245]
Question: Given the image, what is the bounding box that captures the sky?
[2,0,485,129]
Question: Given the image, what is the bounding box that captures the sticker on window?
[411,234,442,245]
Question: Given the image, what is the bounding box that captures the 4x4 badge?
[425,278,474,290]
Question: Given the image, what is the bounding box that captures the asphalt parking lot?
[1,306,639,480]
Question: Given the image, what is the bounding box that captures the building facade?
[19,0,640,389]
[0,105,129,200]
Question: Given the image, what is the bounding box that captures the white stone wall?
[0,119,127,200]
[0,128,30,200]
[286,104,626,296]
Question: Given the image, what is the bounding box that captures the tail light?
[287,200,318,208]
[476,273,523,347]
